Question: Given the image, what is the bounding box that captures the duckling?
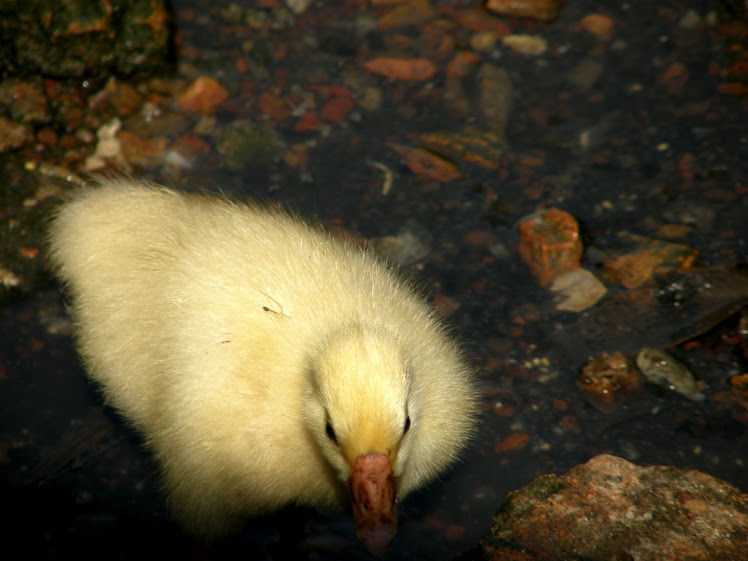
[47,180,478,554]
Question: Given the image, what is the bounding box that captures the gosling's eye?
[325,422,338,445]
[402,416,411,438]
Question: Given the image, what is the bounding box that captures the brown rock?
[0,78,49,124]
[0,116,33,152]
[104,79,144,118]
[555,268,748,368]
[602,232,698,289]
[517,208,583,287]
[577,352,639,413]
[460,454,748,561]
[0,0,174,78]
[377,0,434,30]
[485,0,564,21]
[363,57,437,81]
[731,373,748,409]
[580,13,615,41]
[321,91,354,123]
[117,130,167,169]
[177,77,229,114]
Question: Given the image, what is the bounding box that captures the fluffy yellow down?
[47,180,478,546]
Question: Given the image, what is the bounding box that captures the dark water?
[1,0,747,559]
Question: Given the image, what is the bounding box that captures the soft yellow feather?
[47,180,479,550]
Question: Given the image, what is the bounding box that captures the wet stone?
[577,352,640,414]
[730,373,748,410]
[462,454,748,561]
[0,0,175,79]
[215,120,285,172]
[485,0,564,21]
[0,78,50,124]
[550,268,607,312]
[602,232,699,289]
[517,208,583,287]
[0,117,33,152]
[635,347,705,401]
[555,268,748,368]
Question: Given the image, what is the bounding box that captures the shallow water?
[1,1,747,559]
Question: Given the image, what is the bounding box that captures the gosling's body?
[48,181,477,552]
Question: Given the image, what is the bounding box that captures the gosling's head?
[305,324,417,554]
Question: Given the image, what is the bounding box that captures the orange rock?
[294,110,323,132]
[37,126,58,146]
[730,373,748,409]
[517,208,583,286]
[170,132,207,156]
[416,128,503,169]
[485,0,563,21]
[552,399,568,411]
[118,130,167,168]
[377,0,434,30]
[659,61,689,95]
[447,7,512,34]
[328,85,352,98]
[258,92,292,121]
[578,352,640,414]
[446,50,480,79]
[580,13,614,40]
[19,247,40,259]
[495,432,530,452]
[602,233,698,289]
[388,143,460,182]
[282,143,309,168]
[718,82,748,97]
[177,76,229,114]
[321,94,353,123]
[105,79,143,117]
[421,20,456,61]
[363,57,436,81]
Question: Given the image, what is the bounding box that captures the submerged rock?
[485,0,564,21]
[458,454,748,561]
[636,347,705,401]
[216,120,285,172]
[602,232,699,289]
[551,268,607,312]
[517,208,583,287]
[0,0,175,79]
[577,351,640,413]
[555,267,748,368]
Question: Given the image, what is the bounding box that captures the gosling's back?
[47,181,476,538]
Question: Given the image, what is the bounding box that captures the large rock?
[458,454,748,561]
[0,0,174,78]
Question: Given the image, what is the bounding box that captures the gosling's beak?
[347,453,397,555]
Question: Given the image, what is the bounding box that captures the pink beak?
[347,453,397,555]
